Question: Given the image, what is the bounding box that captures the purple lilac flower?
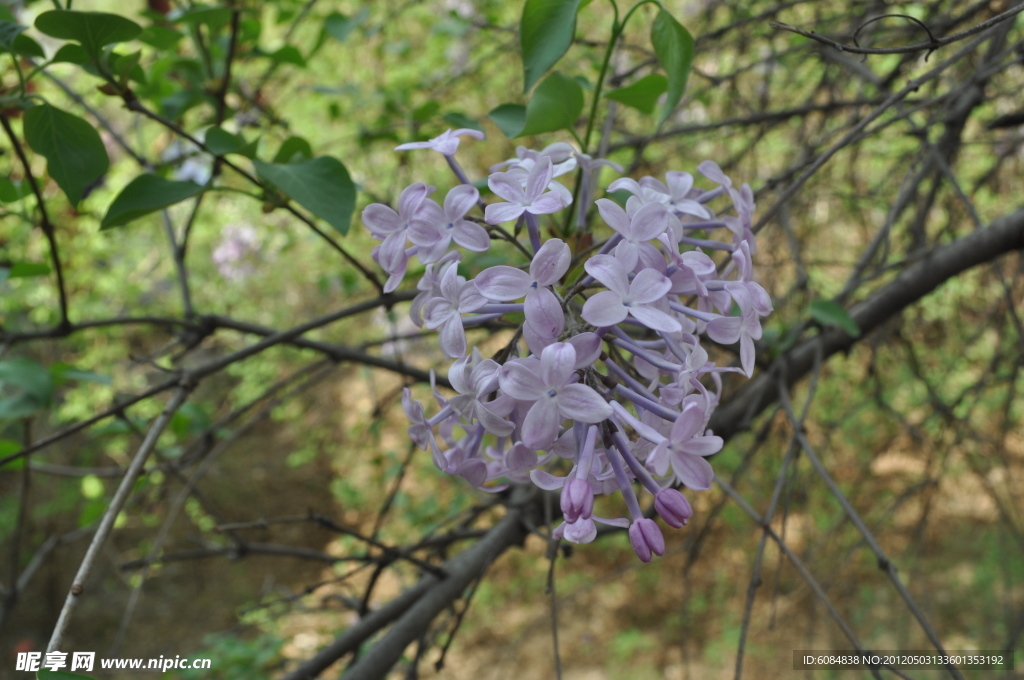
[407,185,490,262]
[395,128,485,156]
[422,262,487,358]
[367,141,774,562]
[484,157,565,224]
[498,342,612,450]
[581,255,680,332]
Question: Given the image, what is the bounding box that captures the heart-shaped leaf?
[23,103,110,206]
[101,175,205,230]
[487,104,526,139]
[254,157,356,235]
[517,71,584,137]
[35,10,141,61]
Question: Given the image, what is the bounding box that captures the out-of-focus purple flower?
[628,518,665,562]
[498,342,612,450]
[212,224,260,281]
[395,128,485,156]
[407,185,490,262]
[655,488,693,528]
[484,157,565,224]
[581,255,680,332]
[422,262,487,357]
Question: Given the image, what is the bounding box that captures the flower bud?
[655,489,693,528]
[628,519,665,563]
[560,478,594,523]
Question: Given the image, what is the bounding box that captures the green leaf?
[35,10,142,61]
[138,24,182,50]
[268,45,305,67]
[12,33,44,58]
[604,73,668,115]
[323,11,362,43]
[0,177,30,203]
[8,262,51,278]
[100,175,205,230]
[51,43,87,65]
[0,440,23,469]
[412,100,440,123]
[810,300,861,337]
[442,112,483,132]
[23,103,110,206]
[172,5,232,31]
[519,0,584,93]
[204,127,256,158]
[0,358,53,420]
[650,9,695,124]
[487,103,526,139]
[0,20,26,51]
[272,136,313,164]
[254,157,356,235]
[517,71,584,137]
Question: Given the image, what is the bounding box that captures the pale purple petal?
[487,172,526,204]
[563,518,597,544]
[581,291,627,327]
[557,384,612,422]
[527,192,565,215]
[522,400,561,449]
[629,268,672,304]
[665,171,694,198]
[397,183,431,217]
[529,239,571,287]
[628,304,682,333]
[474,266,532,300]
[499,360,545,400]
[452,220,490,251]
[683,435,724,457]
[362,204,402,237]
[706,316,742,344]
[584,254,629,296]
[540,342,576,388]
[740,334,755,378]
[457,281,487,312]
[440,315,467,357]
[568,332,602,368]
[477,404,516,437]
[608,177,642,195]
[697,160,732,187]
[670,404,704,441]
[452,128,485,141]
[444,184,479,220]
[629,201,671,241]
[525,287,564,338]
[484,202,526,224]
[671,453,714,490]
[595,198,631,235]
[394,141,433,151]
[531,469,567,490]
[525,157,555,200]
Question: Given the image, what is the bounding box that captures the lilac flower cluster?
[364,129,771,562]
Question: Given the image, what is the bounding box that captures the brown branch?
[770,2,1024,56]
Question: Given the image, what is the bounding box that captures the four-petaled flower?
[582,255,681,333]
[485,157,565,224]
[647,403,723,490]
[422,263,486,358]
[498,343,612,450]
